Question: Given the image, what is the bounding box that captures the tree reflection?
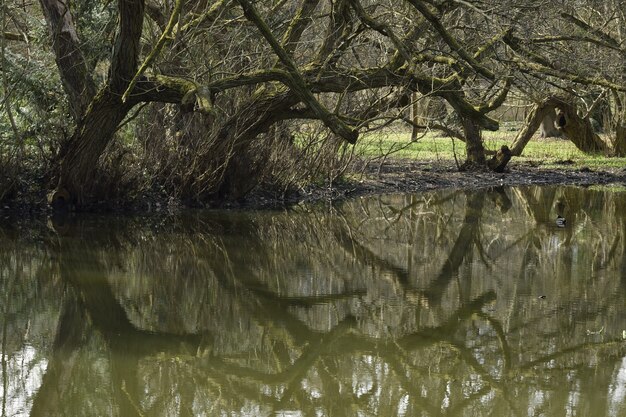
[1,186,626,416]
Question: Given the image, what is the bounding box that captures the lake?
[1,185,626,416]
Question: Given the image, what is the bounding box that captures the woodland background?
[2,0,626,208]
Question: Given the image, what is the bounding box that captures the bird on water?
[556,215,566,228]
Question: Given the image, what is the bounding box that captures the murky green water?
[1,185,626,417]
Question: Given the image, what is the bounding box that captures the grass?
[356,127,626,170]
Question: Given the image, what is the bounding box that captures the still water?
[1,186,626,417]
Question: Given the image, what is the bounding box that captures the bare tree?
[36,0,520,208]
[32,0,626,208]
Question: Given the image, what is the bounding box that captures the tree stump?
[47,188,71,211]
[487,145,512,173]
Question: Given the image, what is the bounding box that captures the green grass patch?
[356,129,626,170]
[356,131,468,162]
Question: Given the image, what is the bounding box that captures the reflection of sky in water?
[397,394,409,416]
[0,345,47,417]
[352,355,376,397]
[528,390,545,417]
[609,356,626,416]
[274,411,302,417]
[566,371,580,417]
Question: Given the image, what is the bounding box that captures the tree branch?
[122,0,183,103]
[2,31,26,42]
[145,1,167,30]
[530,35,622,52]
[38,0,96,120]
[314,0,353,68]
[236,0,358,143]
[504,31,626,92]
[512,58,626,92]
[281,0,321,54]
[181,0,230,34]
[109,0,145,94]
[388,20,427,70]
[406,0,495,80]
[560,12,621,49]
[477,77,511,113]
[348,0,411,61]
[504,32,559,69]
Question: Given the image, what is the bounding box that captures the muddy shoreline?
[252,160,626,208]
[2,160,626,216]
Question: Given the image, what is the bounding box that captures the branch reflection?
[1,185,625,416]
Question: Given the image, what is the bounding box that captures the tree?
[35,0,520,208]
[8,0,626,208]
[40,0,193,206]
[500,1,626,155]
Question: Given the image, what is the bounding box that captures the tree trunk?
[47,0,146,208]
[53,92,133,206]
[556,106,609,154]
[460,116,487,169]
[539,110,562,138]
[614,124,626,156]
[38,0,96,121]
[511,97,609,156]
[411,92,420,141]
[510,99,560,155]
[487,145,512,173]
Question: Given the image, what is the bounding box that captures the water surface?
[1,185,626,416]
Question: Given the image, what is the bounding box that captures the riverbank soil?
[1,158,625,214]
[262,159,626,207]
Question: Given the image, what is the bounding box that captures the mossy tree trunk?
[38,0,96,121]
[510,97,609,157]
[55,93,134,206]
[510,98,560,156]
[556,106,609,154]
[50,0,145,207]
[45,0,203,207]
[460,116,487,169]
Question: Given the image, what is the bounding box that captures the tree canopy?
[2,0,626,208]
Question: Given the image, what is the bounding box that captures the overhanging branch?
[560,12,621,50]
[406,0,495,80]
[281,0,321,54]
[513,58,626,92]
[348,0,411,61]
[237,0,358,143]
